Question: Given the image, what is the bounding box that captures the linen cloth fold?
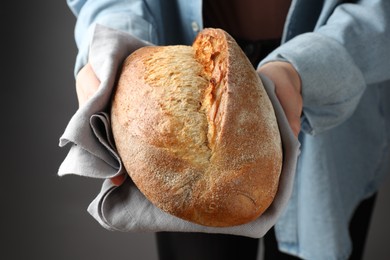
[58,24,300,238]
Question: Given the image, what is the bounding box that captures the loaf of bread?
[110,28,282,227]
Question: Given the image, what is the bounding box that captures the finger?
[275,82,302,136]
[286,112,302,138]
[76,63,100,107]
[110,174,127,186]
[258,62,302,138]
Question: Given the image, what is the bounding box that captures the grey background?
[1,1,389,259]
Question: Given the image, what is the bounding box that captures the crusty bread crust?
[110,28,282,227]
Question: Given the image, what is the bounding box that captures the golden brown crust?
[111,28,282,227]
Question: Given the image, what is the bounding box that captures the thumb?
[76,63,100,107]
[258,61,302,138]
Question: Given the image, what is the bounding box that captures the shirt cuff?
[73,12,158,76]
[259,32,366,135]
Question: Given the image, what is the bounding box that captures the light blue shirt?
[66,0,390,259]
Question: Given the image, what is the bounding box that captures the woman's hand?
[258,61,303,138]
[76,63,126,186]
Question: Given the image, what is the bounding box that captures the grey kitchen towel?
[58,24,300,238]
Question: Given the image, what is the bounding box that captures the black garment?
[156,193,377,260]
[156,232,259,260]
[234,37,281,67]
[348,193,377,260]
[263,193,377,260]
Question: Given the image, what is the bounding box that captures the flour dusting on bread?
[110,28,282,227]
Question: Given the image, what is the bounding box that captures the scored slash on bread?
[110,28,282,227]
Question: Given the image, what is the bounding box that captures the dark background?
[1,1,389,259]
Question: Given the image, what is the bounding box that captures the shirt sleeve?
[259,0,390,135]
[67,0,160,75]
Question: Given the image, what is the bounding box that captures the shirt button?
[191,21,200,32]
